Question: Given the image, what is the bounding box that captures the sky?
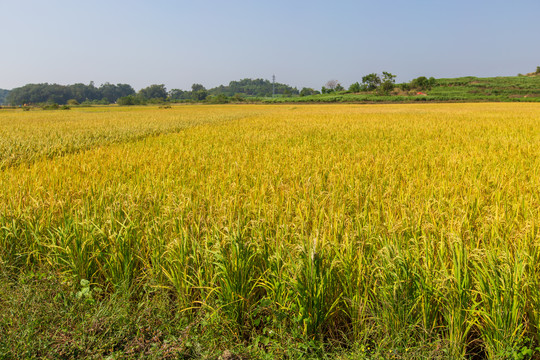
[1,0,540,91]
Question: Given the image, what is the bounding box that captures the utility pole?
[272,74,275,98]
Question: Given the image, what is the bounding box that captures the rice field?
[2,103,540,359]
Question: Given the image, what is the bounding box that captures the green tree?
[362,73,381,91]
[169,89,191,101]
[379,72,396,95]
[191,83,205,92]
[208,94,229,104]
[138,84,167,100]
[6,82,134,105]
[231,93,245,102]
[0,89,10,105]
[300,87,317,96]
[70,83,97,103]
[348,82,361,93]
[410,76,429,90]
[207,78,298,97]
[117,95,143,106]
[191,84,207,101]
[409,76,436,91]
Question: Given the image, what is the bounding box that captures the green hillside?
[430,75,540,99]
[265,74,540,103]
[208,78,299,97]
[0,89,9,105]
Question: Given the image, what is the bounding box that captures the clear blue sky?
[1,0,539,91]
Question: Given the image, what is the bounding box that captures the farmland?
[1,104,540,359]
[266,75,540,104]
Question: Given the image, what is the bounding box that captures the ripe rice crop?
[1,103,540,358]
[0,105,262,169]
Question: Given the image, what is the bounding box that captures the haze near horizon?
[1,0,539,91]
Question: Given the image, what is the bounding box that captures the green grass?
[261,75,540,104]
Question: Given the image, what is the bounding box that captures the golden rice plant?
[2,103,540,357]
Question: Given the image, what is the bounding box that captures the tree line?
[7,66,540,106]
[0,89,9,105]
[209,78,299,97]
[298,73,436,97]
[6,83,135,106]
[5,79,300,106]
[4,75,435,106]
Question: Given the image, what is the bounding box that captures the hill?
[0,89,9,105]
[208,78,299,97]
[429,75,540,100]
[266,74,540,103]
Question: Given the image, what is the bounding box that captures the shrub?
[208,94,229,104]
[42,103,60,110]
[231,93,245,102]
[117,95,143,106]
[399,83,411,91]
[348,82,361,93]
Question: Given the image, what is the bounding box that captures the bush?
[146,98,165,104]
[348,82,361,93]
[42,103,60,110]
[231,93,245,102]
[67,99,79,106]
[208,94,229,104]
[117,95,143,106]
[410,76,436,91]
[399,83,411,91]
